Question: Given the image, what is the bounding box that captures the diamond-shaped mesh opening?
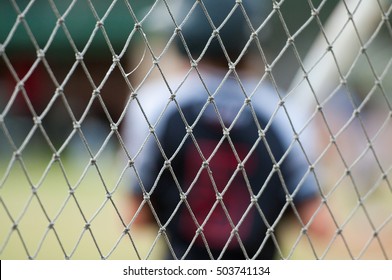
[1,0,392,260]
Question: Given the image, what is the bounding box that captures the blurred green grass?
[0,147,165,260]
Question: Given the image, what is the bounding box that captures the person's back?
[148,71,300,259]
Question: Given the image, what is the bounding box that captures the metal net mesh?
[1,0,392,259]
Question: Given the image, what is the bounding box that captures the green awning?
[1,0,154,57]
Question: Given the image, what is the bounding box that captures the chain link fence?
[1,0,392,259]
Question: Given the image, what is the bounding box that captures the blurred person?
[122,0,331,260]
